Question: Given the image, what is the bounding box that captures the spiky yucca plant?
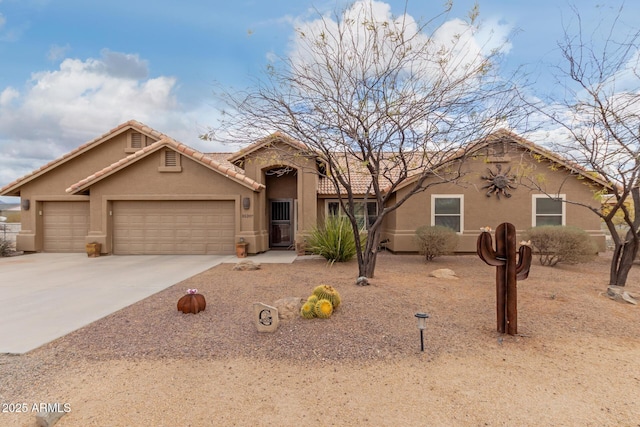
[307,216,362,263]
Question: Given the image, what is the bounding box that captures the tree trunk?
[609,243,623,286]
[358,227,381,278]
[613,187,640,286]
[610,236,639,287]
[607,186,640,287]
[360,249,378,278]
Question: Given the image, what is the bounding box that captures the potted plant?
[85,242,101,257]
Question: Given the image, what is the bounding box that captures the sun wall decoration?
[481,164,516,199]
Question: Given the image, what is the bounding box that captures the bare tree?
[205,1,516,278]
[524,4,640,286]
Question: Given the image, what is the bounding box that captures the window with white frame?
[532,194,566,226]
[326,199,377,230]
[431,195,463,233]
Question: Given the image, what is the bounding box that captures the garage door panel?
[113,201,236,255]
[43,201,90,252]
[219,217,234,226]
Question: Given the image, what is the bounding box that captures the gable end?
[126,131,157,153]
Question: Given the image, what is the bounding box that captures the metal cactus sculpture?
[477,223,532,335]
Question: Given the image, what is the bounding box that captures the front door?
[269,199,293,248]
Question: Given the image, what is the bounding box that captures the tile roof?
[203,153,243,173]
[317,153,413,195]
[477,129,611,188]
[0,120,169,196]
[66,138,264,194]
[227,131,313,164]
[389,129,612,193]
[2,119,609,199]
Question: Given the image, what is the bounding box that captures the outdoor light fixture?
[21,199,30,211]
[242,197,250,210]
[414,312,430,352]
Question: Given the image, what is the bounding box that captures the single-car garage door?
[113,200,235,255]
[43,201,90,252]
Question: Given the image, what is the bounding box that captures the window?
[126,131,156,153]
[326,199,377,230]
[159,148,182,172]
[533,194,565,226]
[431,195,463,233]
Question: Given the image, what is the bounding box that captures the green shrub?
[524,226,597,266]
[414,225,458,261]
[0,238,14,257]
[307,216,361,263]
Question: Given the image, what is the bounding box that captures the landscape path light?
[414,312,430,352]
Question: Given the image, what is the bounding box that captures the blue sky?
[1,0,638,201]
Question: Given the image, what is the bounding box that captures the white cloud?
[0,87,19,106]
[1,52,176,140]
[474,17,512,56]
[91,49,149,79]
[47,44,70,61]
[0,50,224,188]
[289,0,511,87]
[265,51,278,63]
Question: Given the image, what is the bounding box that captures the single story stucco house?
[0,120,608,255]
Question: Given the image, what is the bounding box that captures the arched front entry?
[265,166,298,249]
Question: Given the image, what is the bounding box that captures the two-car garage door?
[112,200,235,255]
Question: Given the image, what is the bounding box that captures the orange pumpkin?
[177,292,206,314]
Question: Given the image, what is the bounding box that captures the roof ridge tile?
[65,135,265,194]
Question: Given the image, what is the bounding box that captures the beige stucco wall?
[385,145,606,253]
[240,141,318,251]
[11,129,607,256]
[12,130,269,254]
[296,167,319,245]
[14,130,147,252]
[86,150,263,254]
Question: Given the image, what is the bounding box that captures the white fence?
[1,223,20,243]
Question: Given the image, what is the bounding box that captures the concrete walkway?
[0,251,298,354]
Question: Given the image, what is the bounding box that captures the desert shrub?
[0,238,14,257]
[307,216,361,263]
[524,226,597,266]
[4,212,20,222]
[414,225,458,261]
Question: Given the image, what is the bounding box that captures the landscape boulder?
[273,297,305,320]
[429,268,458,279]
[356,276,370,286]
[233,260,261,271]
[36,410,66,427]
[606,286,638,305]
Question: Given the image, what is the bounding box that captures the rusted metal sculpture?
[177,288,206,314]
[481,164,517,199]
[477,223,532,335]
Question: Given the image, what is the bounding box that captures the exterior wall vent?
[131,132,143,149]
[159,149,181,172]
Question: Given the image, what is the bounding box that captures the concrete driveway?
[0,253,235,354]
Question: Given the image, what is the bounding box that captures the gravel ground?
[1,252,639,426]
